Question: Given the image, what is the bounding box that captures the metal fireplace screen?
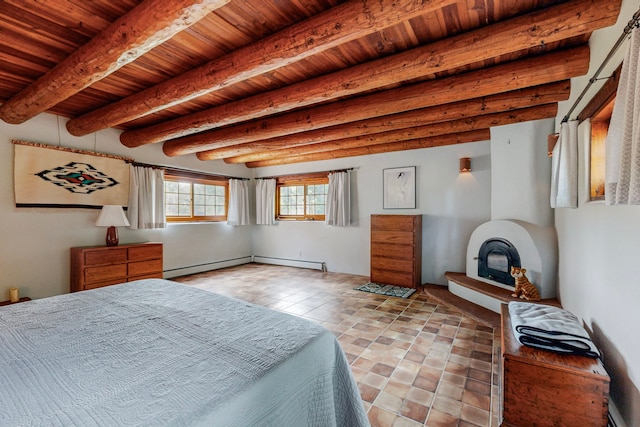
[477,238,521,286]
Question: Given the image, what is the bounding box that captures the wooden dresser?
[370,214,422,288]
[70,242,163,292]
[500,303,610,427]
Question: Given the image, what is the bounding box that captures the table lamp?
[95,205,130,246]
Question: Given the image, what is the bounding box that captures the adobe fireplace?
[466,219,558,298]
[446,119,559,313]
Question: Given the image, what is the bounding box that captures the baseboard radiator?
[163,256,252,278]
[252,256,327,272]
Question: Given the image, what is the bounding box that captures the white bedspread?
[0,279,369,426]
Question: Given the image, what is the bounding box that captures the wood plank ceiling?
[0,0,622,167]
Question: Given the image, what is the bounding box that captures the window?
[276,175,328,220]
[578,62,620,202]
[164,174,228,222]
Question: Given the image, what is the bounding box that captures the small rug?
[354,282,416,299]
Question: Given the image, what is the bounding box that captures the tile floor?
[173,263,501,427]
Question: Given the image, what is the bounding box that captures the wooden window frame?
[578,63,621,202]
[275,173,329,221]
[164,173,229,223]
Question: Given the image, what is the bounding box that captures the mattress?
[0,279,369,426]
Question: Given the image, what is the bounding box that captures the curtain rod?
[256,167,355,180]
[562,7,640,123]
[130,162,250,181]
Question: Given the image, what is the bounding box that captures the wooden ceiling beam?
[171,44,587,157]
[122,0,616,148]
[65,0,457,136]
[235,104,557,165]
[245,129,492,168]
[207,81,570,162]
[0,0,229,124]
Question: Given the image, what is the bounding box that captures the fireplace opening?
[477,238,521,286]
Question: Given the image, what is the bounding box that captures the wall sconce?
[459,157,471,173]
[547,133,559,157]
[95,205,130,246]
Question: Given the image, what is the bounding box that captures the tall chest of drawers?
[370,214,422,288]
[70,242,163,292]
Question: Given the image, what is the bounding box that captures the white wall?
[490,119,555,227]
[0,114,253,299]
[554,120,640,426]
[252,141,492,285]
[553,1,640,424]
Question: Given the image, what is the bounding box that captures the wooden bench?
[500,303,610,426]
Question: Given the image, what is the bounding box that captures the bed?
[0,279,369,426]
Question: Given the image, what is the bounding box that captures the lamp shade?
[95,205,130,227]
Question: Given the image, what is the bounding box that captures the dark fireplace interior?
[477,238,521,286]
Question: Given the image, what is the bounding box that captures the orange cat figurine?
[510,266,541,301]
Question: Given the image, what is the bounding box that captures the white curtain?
[256,178,276,225]
[550,120,579,208]
[227,179,250,226]
[325,171,351,226]
[605,26,640,205]
[128,165,166,229]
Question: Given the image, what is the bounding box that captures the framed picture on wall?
[383,166,416,209]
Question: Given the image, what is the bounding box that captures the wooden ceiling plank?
[66,0,458,136]
[166,44,588,157]
[229,103,558,162]
[245,129,492,167]
[120,0,617,148]
[206,81,570,162]
[0,0,231,124]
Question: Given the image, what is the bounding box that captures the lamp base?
[105,226,119,246]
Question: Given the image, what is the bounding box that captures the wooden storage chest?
[500,303,609,427]
[370,214,422,288]
[70,242,163,292]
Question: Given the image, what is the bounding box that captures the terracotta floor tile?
[172,264,501,427]
[461,402,491,426]
[425,408,460,427]
[374,390,405,413]
[399,399,429,423]
[368,405,398,427]
[462,389,492,411]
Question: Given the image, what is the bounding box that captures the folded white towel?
[508,301,600,358]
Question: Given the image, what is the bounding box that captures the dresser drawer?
[128,272,163,282]
[129,259,163,277]
[128,244,162,261]
[371,231,415,245]
[371,268,414,288]
[371,256,414,273]
[84,278,127,290]
[371,242,414,259]
[84,248,128,266]
[371,215,417,231]
[84,264,127,284]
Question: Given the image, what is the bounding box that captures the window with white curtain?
[164,174,228,222]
